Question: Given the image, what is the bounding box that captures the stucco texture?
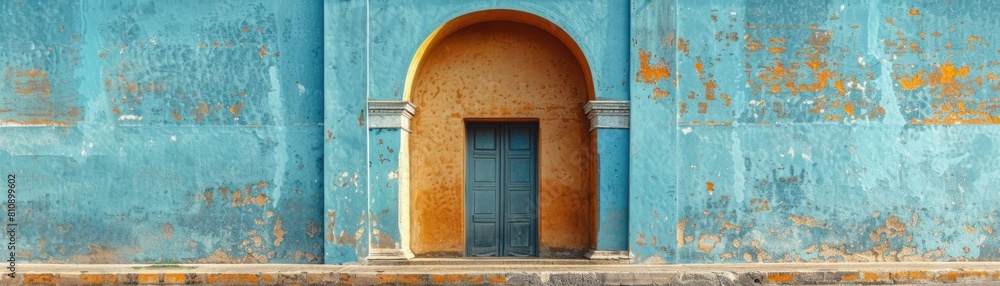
[0,0,325,263]
[630,0,1000,264]
[409,21,594,257]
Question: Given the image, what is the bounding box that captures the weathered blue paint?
[4,0,1000,265]
[323,0,369,264]
[629,0,680,264]
[630,0,1000,263]
[595,128,630,251]
[1,0,324,263]
[368,128,402,251]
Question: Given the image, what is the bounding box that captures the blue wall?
[2,0,999,264]
[630,0,1000,263]
[1,0,324,263]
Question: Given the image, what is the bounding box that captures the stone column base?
[367,249,415,261]
[585,250,631,260]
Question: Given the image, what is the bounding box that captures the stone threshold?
[3,262,1000,285]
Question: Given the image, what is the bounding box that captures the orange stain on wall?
[10,68,51,96]
[636,49,671,84]
[409,21,593,257]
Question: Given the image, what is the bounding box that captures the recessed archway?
[406,10,596,257]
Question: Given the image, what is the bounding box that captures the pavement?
[3,260,1000,285]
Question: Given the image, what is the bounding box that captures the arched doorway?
[406,11,596,258]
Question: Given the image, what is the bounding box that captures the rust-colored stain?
[861,272,888,282]
[652,87,670,100]
[24,274,58,284]
[890,271,934,281]
[788,215,824,227]
[193,101,209,121]
[11,68,51,95]
[136,274,159,284]
[767,46,786,54]
[80,274,117,284]
[172,108,183,121]
[206,274,259,284]
[696,234,720,253]
[486,275,507,283]
[842,101,855,116]
[750,198,770,211]
[744,34,764,52]
[840,273,860,282]
[410,21,593,256]
[259,45,267,58]
[767,273,795,283]
[677,37,690,55]
[375,274,396,285]
[636,49,671,84]
[908,9,920,16]
[694,60,705,79]
[431,274,464,284]
[704,80,717,101]
[162,222,174,240]
[870,216,907,242]
[229,102,245,118]
[676,218,688,249]
[397,274,424,284]
[463,275,484,284]
[705,181,714,193]
[273,218,286,246]
[899,61,1000,124]
[357,109,364,127]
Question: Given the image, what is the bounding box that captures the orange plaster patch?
[897,71,926,90]
[652,87,670,100]
[637,49,671,84]
[704,80,717,101]
[767,273,795,283]
[229,102,245,118]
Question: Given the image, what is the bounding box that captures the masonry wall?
[0,0,325,263]
[3,0,1000,265]
[630,0,1000,263]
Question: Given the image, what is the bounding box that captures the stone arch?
[405,10,597,257]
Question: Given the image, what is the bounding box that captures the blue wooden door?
[466,122,538,257]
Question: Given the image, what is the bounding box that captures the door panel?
[467,124,502,257]
[466,122,538,257]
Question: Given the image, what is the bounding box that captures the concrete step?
[5,262,1000,285]
[370,257,630,266]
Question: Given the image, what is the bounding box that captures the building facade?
[2,0,999,265]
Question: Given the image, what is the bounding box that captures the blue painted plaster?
[4,0,999,265]
[1,0,324,263]
[596,128,630,251]
[368,129,402,250]
[323,0,370,264]
[631,0,1000,263]
[629,0,680,264]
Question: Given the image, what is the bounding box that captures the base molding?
[367,248,415,261]
[585,250,631,260]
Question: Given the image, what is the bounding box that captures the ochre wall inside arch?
[409,21,594,257]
